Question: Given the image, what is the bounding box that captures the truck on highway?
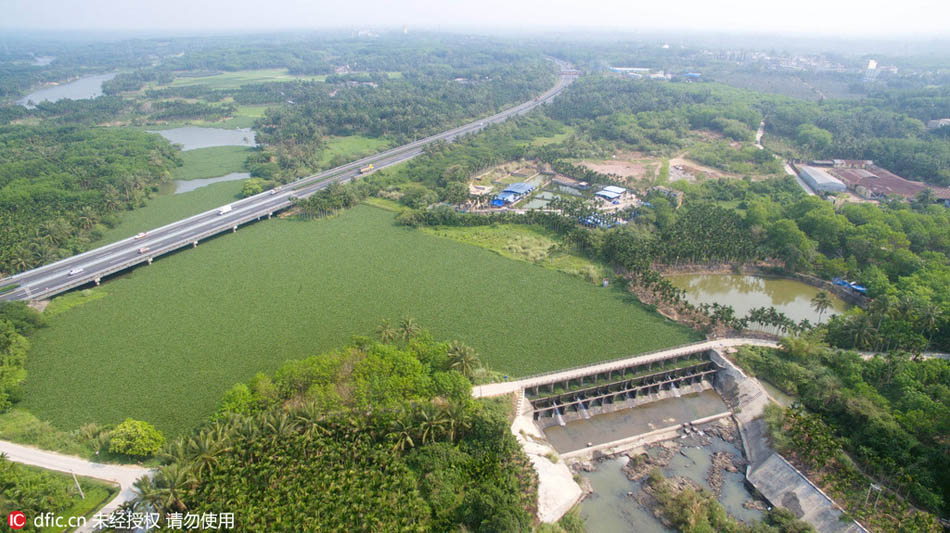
[359,164,374,174]
[218,205,232,215]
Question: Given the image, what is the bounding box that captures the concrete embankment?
[509,394,584,523]
[712,349,868,533]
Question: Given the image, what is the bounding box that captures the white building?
[798,166,847,193]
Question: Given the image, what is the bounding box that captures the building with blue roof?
[491,182,535,207]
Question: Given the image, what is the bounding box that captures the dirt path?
[668,155,737,180]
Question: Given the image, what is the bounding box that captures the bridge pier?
[94,278,100,286]
[193,241,198,248]
[232,226,237,233]
[268,213,272,219]
[147,257,152,265]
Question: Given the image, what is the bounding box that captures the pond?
[18,72,117,108]
[669,274,848,325]
[173,172,251,194]
[149,127,257,151]
[522,191,557,209]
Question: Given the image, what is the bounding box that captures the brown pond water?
[669,274,849,325]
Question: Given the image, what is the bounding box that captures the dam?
[476,338,867,533]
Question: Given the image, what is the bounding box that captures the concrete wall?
[711,349,869,533]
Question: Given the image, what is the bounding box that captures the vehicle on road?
[135,232,148,239]
[138,247,150,254]
[359,164,374,174]
[67,268,83,276]
[218,205,233,215]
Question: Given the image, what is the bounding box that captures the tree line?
[739,340,948,524]
[132,325,537,531]
[0,125,180,275]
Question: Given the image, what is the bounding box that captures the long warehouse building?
[797,165,847,193]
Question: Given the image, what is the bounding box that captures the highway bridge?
[0,67,575,302]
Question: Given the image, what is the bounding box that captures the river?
[17,72,117,108]
[669,274,848,324]
[580,437,764,531]
[173,172,251,194]
[150,127,257,151]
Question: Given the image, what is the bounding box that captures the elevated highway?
[0,67,575,302]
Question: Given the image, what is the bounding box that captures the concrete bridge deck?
[472,338,779,398]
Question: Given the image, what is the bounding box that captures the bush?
[213,383,257,418]
[109,418,165,458]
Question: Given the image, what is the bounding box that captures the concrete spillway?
[529,350,722,428]
[578,403,592,419]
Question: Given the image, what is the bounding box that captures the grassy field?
[529,125,575,146]
[144,104,269,129]
[172,146,252,180]
[318,135,392,166]
[91,180,245,247]
[167,69,325,89]
[22,206,698,436]
[196,104,268,129]
[420,224,607,282]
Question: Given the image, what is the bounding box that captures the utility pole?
[864,483,881,510]
[71,471,85,500]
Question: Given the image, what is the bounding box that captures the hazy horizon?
[3,0,948,38]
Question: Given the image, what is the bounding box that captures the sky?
[2,0,948,37]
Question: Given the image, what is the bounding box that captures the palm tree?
[264,412,299,448]
[375,319,397,343]
[387,414,415,452]
[917,302,941,346]
[294,402,331,439]
[400,317,421,341]
[133,476,162,513]
[415,404,448,445]
[160,438,190,464]
[442,402,472,443]
[186,432,228,482]
[810,290,833,323]
[447,341,480,378]
[155,463,196,513]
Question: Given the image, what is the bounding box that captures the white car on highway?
[135,232,148,239]
[67,268,84,276]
